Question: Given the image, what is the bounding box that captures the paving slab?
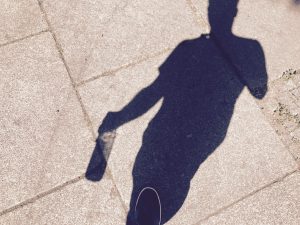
[198,171,300,225]
[79,46,297,224]
[0,33,94,212]
[0,0,47,45]
[190,0,300,82]
[41,0,206,83]
[0,175,126,225]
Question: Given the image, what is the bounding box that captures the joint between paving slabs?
[0,170,127,218]
[71,2,203,88]
[0,165,297,219]
[76,47,172,87]
[193,169,299,225]
[36,0,95,138]
[0,30,49,48]
[0,174,84,217]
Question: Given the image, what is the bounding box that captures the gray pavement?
[1,0,300,224]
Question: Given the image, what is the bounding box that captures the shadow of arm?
[85,77,163,182]
[247,42,268,99]
[100,78,163,133]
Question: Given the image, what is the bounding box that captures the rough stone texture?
[0,0,47,45]
[258,69,300,164]
[0,176,126,225]
[41,0,206,83]
[0,33,94,211]
[190,0,300,82]
[198,172,300,225]
[79,52,297,224]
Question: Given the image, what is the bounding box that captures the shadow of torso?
[129,34,267,224]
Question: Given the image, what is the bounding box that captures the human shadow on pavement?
[85,0,268,224]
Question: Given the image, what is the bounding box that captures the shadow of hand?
[85,112,118,181]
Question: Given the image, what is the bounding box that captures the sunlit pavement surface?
[1,1,300,224]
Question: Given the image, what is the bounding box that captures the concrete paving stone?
[0,33,94,211]
[198,172,300,225]
[41,0,206,83]
[190,0,300,82]
[79,50,297,224]
[0,0,47,45]
[0,175,126,225]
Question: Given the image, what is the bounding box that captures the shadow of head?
[208,0,239,35]
[208,0,268,99]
